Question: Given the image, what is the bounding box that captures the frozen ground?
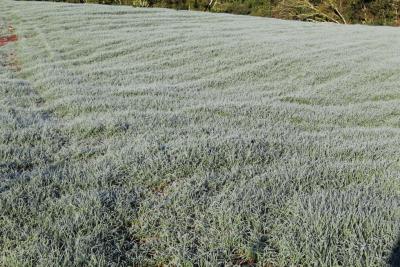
[1,0,400,266]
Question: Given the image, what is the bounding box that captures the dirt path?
[0,21,17,46]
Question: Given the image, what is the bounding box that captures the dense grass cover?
[1,1,400,265]
[27,0,400,26]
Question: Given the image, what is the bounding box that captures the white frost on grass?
[1,0,400,266]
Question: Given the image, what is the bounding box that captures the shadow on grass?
[389,236,400,266]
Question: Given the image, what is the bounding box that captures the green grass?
[1,1,400,266]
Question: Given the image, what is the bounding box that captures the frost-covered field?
[1,0,400,266]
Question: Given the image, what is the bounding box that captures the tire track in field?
[0,10,67,190]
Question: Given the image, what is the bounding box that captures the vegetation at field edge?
[1,0,400,266]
